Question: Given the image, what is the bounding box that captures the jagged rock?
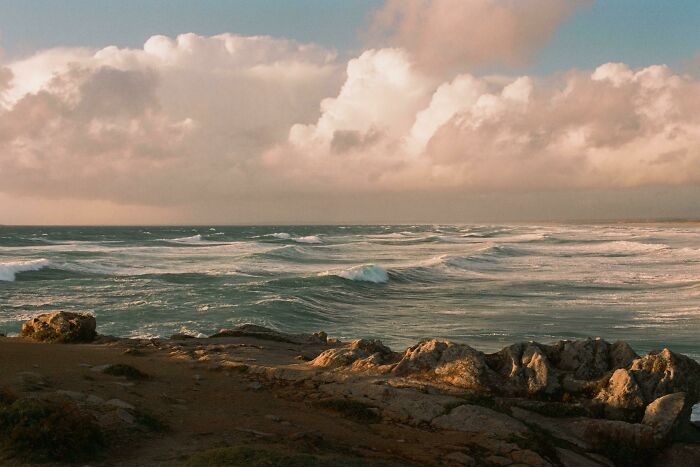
[486,343,559,396]
[642,392,689,441]
[548,339,637,380]
[311,339,395,370]
[20,311,96,343]
[393,339,493,391]
[595,368,645,420]
[210,324,327,345]
[431,404,529,436]
[629,349,700,404]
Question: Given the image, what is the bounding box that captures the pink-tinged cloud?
[371,0,590,73]
[0,33,699,223]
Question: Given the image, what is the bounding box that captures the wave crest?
[0,259,51,282]
[325,264,389,283]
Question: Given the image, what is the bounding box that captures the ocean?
[1,224,699,361]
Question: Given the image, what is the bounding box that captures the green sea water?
[1,224,699,362]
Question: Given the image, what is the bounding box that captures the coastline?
[1,315,699,465]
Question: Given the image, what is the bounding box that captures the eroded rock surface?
[20,311,97,343]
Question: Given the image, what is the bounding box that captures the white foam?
[554,241,668,255]
[326,264,389,283]
[294,235,322,244]
[0,258,50,281]
[169,234,203,243]
[265,232,292,239]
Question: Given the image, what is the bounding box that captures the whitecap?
[265,232,292,239]
[168,234,203,243]
[0,258,50,282]
[294,235,322,244]
[323,264,389,283]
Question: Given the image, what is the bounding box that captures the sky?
[1,0,699,224]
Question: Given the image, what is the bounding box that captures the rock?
[548,339,637,380]
[115,408,135,424]
[170,334,196,340]
[484,455,512,466]
[311,339,395,370]
[486,343,559,396]
[105,398,135,410]
[319,380,460,425]
[555,448,611,467]
[247,382,263,391]
[431,404,529,437]
[510,407,592,450]
[20,311,96,343]
[569,418,655,452]
[210,324,327,345]
[510,449,551,467]
[86,394,105,405]
[629,349,700,404]
[642,392,689,441]
[595,368,645,420]
[444,451,476,466]
[55,390,86,401]
[393,339,493,391]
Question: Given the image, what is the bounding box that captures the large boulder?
[20,311,96,343]
[642,392,690,441]
[547,338,638,380]
[311,339,395,370]
[595,368,645,421]
[486,343,559,396]
[392,339,493,391]
[210,324,328,345]
[629,349,700,404]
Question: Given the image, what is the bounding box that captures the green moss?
[317,399,381,423]
[102,363,148,380]
[0,398,103,462]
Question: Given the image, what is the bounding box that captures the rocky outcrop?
[20,311,96,343]
[629,349,700,403]
[431,404,529,436]
[392,339,494,391]
[311,339,396,370]
[548,338,638,380]
[309,335,700,442]
[642,392,690,441]
[486,342,560,396]
[595,368,645,420]
[210,324,328,345]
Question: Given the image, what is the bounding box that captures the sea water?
[1,224,699,361]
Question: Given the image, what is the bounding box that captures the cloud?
[0,33,342,205]
[370,0,590,74]
[278,57,700,193]
[1,31,699,223]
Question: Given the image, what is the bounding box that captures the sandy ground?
[0,336,473,466]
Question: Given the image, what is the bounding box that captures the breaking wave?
[0,259,51,282]
[324,264,389,283]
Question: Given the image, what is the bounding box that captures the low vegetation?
[0,391,104,462]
